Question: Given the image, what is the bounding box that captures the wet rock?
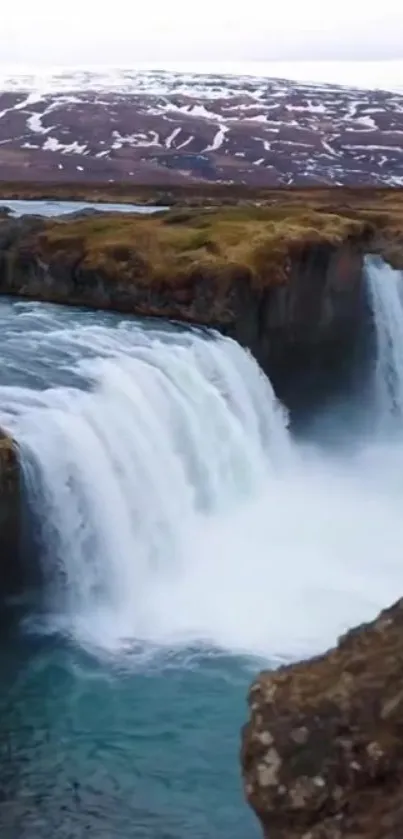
[241,598,403,839]
[0,430,20,598]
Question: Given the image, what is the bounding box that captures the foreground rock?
[241,598,403,839]
[0,431,20,598]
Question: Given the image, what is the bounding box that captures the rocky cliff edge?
[241,597,403,839]
[0,194,389,405]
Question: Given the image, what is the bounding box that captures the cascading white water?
[2,268,403,661]
[0,305,294,651]
[365,255,403,423]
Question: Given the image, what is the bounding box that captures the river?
[2,199,165,218]
[0,227,402,837]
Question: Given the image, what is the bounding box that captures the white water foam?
[1,262,403,661]
[365,255,403,424]
[1,318,292,653]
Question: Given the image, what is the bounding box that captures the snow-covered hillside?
[0,67,402,185]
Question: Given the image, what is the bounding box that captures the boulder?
[241,598,403,839]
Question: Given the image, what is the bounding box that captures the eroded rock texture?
[241,598,403,839]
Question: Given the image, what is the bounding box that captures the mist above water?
[1,256,402,662]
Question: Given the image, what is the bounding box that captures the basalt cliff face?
[241,597,403,839]
[238,238,366,408]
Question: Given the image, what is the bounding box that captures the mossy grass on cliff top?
[34,204,370,289]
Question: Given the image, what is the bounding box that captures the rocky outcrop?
[0,431,20,598]
[241,597,403,839]
[0,208,375,411]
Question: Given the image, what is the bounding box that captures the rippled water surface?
[0,635,260,839]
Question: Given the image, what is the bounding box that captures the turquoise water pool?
[0,633,260,838]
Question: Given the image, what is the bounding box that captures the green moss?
[21,191,403,292]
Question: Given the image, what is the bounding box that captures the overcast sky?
[2,0,403,65]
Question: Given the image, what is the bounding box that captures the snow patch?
[204,124,229,152]
[356,114,377,130]
[343,143,403,152]
[176,134,194,150]
[14,92,44,111]
[165,126,181,149]
[111,129,160,148]
[321,139,338,157]
[27,112,53,134]
[345,102,358,120]
[42,136,87,154]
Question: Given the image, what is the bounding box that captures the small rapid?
[1,256,403,661]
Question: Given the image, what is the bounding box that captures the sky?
[2,0,403,65]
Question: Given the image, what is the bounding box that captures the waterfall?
[365,256,403,424]
[0,311,292,650]
[3,280,403,660]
